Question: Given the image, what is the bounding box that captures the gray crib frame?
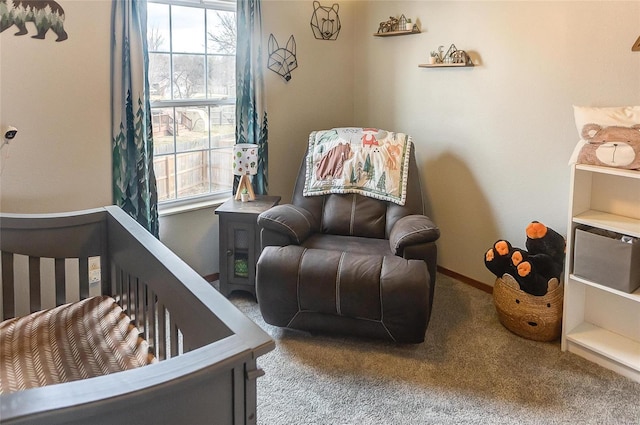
[0,206,275,425]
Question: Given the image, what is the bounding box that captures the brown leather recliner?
[256,141,440,343]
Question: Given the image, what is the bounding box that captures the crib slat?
[0,254,2,319]
[100,254,109,298]
[114,265,123,304]
[55,258,66,306]
[2,252,15,320]
[171,322,179,357]
[157,301,167,360]
[124,274,131,314]
[137,282,145,332]
[120,273,127,310]
[29,257,41,313]
[79,257,89,300]
[13,255,30,317]
[148,288,157,356]
[130,278,139,324]
[129,276,134,314]
[64,259,80,304]
[40,258,56,310]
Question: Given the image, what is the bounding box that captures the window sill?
[158,194,231,217]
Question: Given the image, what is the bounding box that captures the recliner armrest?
[257,204,314,245]
[389,215,440,255]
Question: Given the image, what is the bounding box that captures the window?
[147,0,236,204]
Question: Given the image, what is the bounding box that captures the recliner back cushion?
[291,144,426,238]
[322,194,386,239]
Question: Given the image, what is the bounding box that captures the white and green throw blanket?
[303,128,412,205]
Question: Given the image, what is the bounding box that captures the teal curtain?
[236,0,268,195]
[111,0,159,237]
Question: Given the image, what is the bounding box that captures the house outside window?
[147,0,236,205]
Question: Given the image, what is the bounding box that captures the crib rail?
[0,207,234,356]
[0,206,275,425]
[1,209,108,319]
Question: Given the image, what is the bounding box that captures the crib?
[0,206,274,425]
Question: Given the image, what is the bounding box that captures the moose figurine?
[377,16,399,33]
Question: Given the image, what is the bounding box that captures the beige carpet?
[227,273,640,424]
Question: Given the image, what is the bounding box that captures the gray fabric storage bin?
[573,227,640,293]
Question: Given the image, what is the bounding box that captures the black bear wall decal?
[0,0,68,42]
[310,1,340,41]
[267,34,297,82]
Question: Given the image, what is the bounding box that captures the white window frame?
[148,0,237,213]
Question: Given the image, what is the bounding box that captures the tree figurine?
[377,171,387,191]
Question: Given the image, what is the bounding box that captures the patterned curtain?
[236,0,268,195]
[111,0,159,237]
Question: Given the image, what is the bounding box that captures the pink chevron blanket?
[303,128,411,205]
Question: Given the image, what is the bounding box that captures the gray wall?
[1,0,639,285]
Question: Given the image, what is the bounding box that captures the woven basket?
[493,274,563,342]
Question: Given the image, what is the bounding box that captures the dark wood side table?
[215,195,280,297]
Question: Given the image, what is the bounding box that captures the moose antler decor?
[377,16,399,33]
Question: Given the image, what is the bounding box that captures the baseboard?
[203,273,219,283]
[437,266,493,294]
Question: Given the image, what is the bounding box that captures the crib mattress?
[0,296,156,395]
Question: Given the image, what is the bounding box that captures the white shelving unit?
[562,164,640,383]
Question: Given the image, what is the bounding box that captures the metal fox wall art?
[267,34,297,82]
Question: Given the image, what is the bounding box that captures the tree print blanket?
[303,128,411,205]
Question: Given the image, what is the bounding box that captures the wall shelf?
[373,30,420,37]
[418,63,474,68]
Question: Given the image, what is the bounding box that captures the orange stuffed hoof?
[511,250,524,267]
[485,249,495,262]
[495,240,510,256]
[525,221,566,275]
[484,240,514,278]
[526,221,547,239]
[517,261,532,277]
[515,261,550,296]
